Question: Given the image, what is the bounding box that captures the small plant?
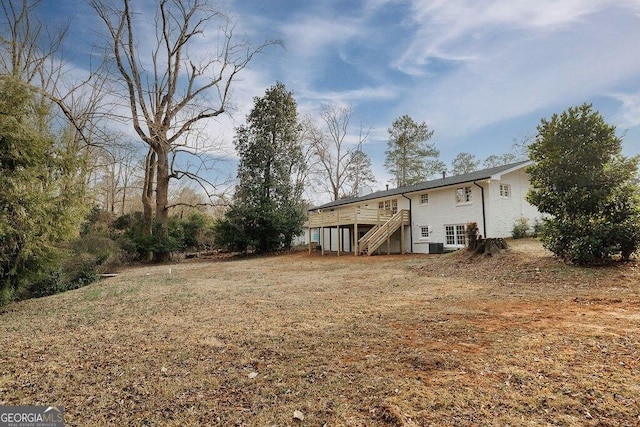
[466,222,479,250]
[512,217,530,239]
[532,218,543,237]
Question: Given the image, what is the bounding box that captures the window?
[445,224,466,246]
[420,226,430,239]
[499,184,511,198]
[420,193,429,205]
[456,186,472,204]
[379,199,398,213]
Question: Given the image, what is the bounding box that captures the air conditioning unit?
[428,243,444,254]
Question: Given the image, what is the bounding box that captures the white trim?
[419,225,431,240]
[499,183,511,198]
[455,186,472,205]
[490,160,533,180]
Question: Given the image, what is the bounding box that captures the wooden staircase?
[357,225,380,256]
[358,210,409,256]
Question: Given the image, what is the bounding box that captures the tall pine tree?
[384,115,445,187]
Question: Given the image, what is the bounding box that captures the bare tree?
[483,135,534,169]
[309,104,374,201]
[90,0,276,261]
[345,140,376,198]
[297,115,323,201]
[1,0,118,192]
[88,137,144,214]
[1,0,109,149]
[0,0,67,90]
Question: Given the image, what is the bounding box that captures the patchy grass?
[0,239,638,426]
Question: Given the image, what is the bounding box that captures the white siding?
[407,168,541,253]
[310,164,541,255]
[409,185,483,253]
[485,169,541,237]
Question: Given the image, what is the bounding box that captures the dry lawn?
[1,239,639,426]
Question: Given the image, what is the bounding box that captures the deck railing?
[308,207,394,228]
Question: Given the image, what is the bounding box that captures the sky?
[38,0,640,202]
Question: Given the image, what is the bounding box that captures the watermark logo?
[0,406,64,427]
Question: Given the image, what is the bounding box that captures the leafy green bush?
[213,218,250,253]
[27,268,66,299]
[540,216,640,265]
[527,103,640,265]
[26,254,100,299]
[511,217,530,239]
[532,219,544,237]
[113,211,217,259]
[64,253,100,288]
[113,213,180,260]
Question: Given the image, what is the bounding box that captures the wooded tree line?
[1,0,638,306]
[1,0,276,303]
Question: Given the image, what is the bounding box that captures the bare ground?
[0,239,639,426]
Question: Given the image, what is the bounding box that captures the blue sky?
[41,0,640,200]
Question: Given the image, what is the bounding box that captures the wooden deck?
[308,207,396,228]
[308,208,410,256]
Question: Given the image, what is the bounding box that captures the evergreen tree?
[0,77,86,304]
[384,115,445,187]
[527,103,640,264]
[219,82,305,253]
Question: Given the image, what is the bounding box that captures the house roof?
[309,160,532,211]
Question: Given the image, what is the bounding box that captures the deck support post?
[337,212,341,256]
[354,223,359,256]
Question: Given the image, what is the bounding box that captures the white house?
[307,160,541,255]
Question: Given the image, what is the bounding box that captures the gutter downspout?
[401,193,412,253]
[473,181,487,238]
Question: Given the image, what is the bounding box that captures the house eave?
[309,160,532,211]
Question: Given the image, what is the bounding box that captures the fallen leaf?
[293,410,304,421]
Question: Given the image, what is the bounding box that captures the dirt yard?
[1,239,638,426]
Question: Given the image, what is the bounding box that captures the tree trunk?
[121,173,128,215]
[470,238,509,257]
[142,149,156,261]
[153,144,171,262]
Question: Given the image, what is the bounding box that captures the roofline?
[308,160,531,211]
[400,174,492,196]
[489,160,533,180]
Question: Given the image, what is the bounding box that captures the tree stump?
[469,238,509,257]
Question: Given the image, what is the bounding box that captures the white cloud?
[50,0,639,195]
[392,1,640,144]
[281,18,361,57]
[394,0,612,76]
[609,91,640,130]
